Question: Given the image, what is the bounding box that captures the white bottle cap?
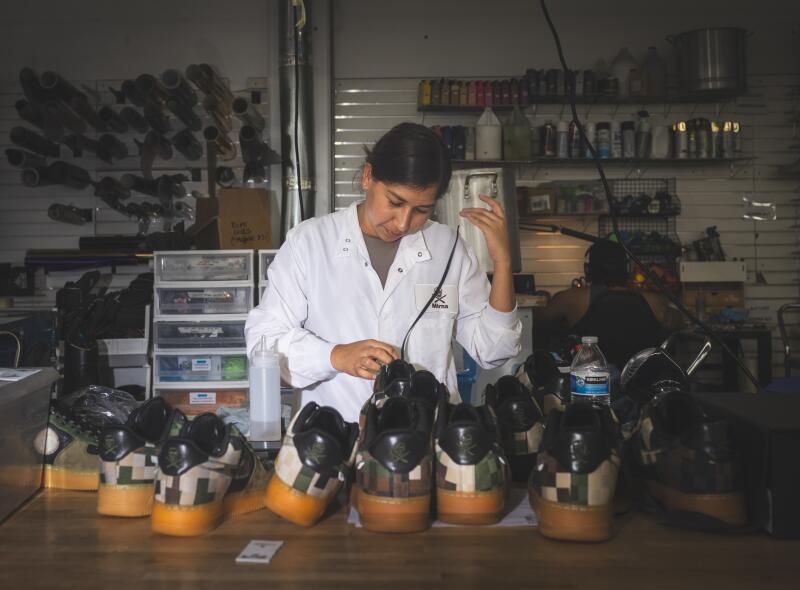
[582,336,598,346]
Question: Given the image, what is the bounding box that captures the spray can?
[584,122,597,158]
[569,120,582,158]
[556,120,569,158]
[611,120,622,158]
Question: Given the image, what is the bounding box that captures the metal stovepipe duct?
[279,0,315,241]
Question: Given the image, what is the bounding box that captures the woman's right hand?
[330,339,400,380]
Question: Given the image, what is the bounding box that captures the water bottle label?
[571,373,609,396]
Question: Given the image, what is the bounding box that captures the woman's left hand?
[459,195,512,266]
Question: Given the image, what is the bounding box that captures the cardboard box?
[189,188,274,250]
[517,186,557,216]
[693,392,800,538]
[682,284,745,317]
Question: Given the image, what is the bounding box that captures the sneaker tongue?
[130,398,170,442]
[449,403,480,426]
[187,413,228,455]
[309,406,348,441]
[379,397,416,430]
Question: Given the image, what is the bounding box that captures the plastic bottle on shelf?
[622,121,636,158]
[569,336,610,406]
[641,46,668,97]
[628,68,643,96]
[249,334,281,441]
[503,105,532,160]
[476,107,502,160]
[609,48,637,97]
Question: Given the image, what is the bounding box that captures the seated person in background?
[534,241,684,369]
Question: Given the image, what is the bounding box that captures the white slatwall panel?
[334,75,800,378]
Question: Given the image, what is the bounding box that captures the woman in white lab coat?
[245,123,521,422]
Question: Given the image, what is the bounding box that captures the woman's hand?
[459,195,512,267]
[330,339,399,380]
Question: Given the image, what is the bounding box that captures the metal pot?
[667,28,748,94]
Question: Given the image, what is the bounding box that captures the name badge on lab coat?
[414,284,458,314]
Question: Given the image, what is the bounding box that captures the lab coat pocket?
[409,311,456,372]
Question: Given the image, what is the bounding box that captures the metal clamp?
[464,172,498,200]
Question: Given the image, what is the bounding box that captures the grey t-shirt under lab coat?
[362,233,401,288]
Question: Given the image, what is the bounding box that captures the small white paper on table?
[235,540,284,564]
[0,368,41,382]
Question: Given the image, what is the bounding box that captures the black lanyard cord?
[400,227,460,361]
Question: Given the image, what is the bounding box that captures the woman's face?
[359,163,438,242]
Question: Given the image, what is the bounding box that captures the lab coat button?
[398,268,403,273]
[418,252,422,257]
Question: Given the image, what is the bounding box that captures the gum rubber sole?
[356,490,431,533]
[647,480,747,526]
[43,466,99,491]
[97,483,154,517]
[265,474,328,526]
[530,488,613,542]
[437,487,505,525]
[151,489,267,537]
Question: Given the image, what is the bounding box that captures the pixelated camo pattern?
[532,450,620,507]
[435,444,507,493]
[273,423,355,500]
[636,416,740,494]
[100,444,157,486]
[356,450,433,498]
[43,413,98,473]
[502,422,544,457]
[154,442,241,507]
[513,365,564,416]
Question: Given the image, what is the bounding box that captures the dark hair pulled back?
[364,122,452,198]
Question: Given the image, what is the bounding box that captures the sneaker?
[36,406,102,491]
[435,402,509,525]
[484,375,544,483]
[266,402,359,526]
[529,403,621,541]
[515,350,569,415]
[97,397,186,517]
[634,390,746,526]
[355,395,434,533]
[151,413,269,536]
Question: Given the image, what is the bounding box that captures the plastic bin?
[155,386,248,416]
[154,250,253,282]
[154,319,246,349]
[155,285,253,316]
[155,352,248,383]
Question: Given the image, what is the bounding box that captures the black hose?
[538,0,760,392]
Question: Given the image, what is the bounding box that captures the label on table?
[235,540,284,564]
[190,391,216,405]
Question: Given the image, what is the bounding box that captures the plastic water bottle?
[249,335,281,441]
[569,336,610,406]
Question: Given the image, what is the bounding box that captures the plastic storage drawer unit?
[154,319,246,349]
[154,250,254,283]
[155,285,253,316]
[155,352,248,383]
[155,386,249,416]
[258,249,279,283]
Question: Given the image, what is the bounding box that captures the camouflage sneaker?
[634,390,746,526]
[266,402,358,526]
[529,403,621,542]
[515,350,569,416]
[97,397,187,517]
[434,401,509,525]
[34,387,138,491]
[36,406,102,491]
[359,362,446,433]
[151,413,269,536]
[485,375,545,483]
[355,395,434,533]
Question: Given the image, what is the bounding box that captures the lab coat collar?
[336,201,432,265]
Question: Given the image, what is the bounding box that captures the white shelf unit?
[152,250,255,423]
[257,249,279,304]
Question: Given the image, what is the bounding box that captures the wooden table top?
[1,489,799,590]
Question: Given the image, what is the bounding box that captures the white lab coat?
[245,201,522,423]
